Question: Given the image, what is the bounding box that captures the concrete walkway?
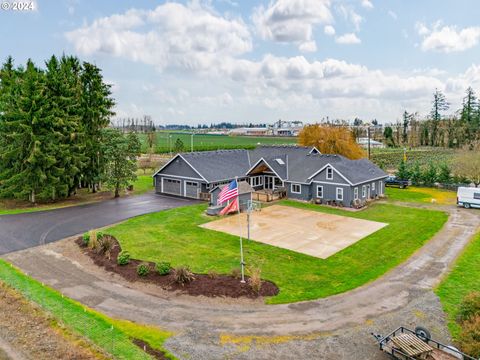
[3,205,480,359]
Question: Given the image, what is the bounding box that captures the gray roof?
[160,146,387,185]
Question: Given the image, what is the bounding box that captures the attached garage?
[162,178,182,196]
[184,181,199,199]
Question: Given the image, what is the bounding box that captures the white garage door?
[162,178,182,195]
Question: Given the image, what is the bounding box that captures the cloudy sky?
[2,0,480,125]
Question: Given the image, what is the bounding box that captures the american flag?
[217,179,238,205]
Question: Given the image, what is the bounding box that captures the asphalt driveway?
[0,193,198,255]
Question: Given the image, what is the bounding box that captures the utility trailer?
[372,326,477,360]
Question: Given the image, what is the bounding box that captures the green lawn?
[106,201,448,304]
[139,132,297,153]
[385,186,457,205]
[435,232,480,339]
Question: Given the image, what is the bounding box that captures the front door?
[367,185,371,199]
[264,176,274,190]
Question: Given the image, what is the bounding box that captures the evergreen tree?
[402,111,412,145]
[430,89,449,146]
[437,163,451,184]
[101,129,141,198]
[395,160,410,180]
[422,162,438,186]
[409,162,422,185]
[80,62,115,192]
[383,126,395,147]
[0,60,54,203]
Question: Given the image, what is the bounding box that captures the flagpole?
[236,176,246,283]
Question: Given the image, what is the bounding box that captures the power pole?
[367,126,371,160]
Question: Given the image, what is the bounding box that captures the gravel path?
[3,205,479,359]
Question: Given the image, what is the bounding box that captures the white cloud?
[337,4,363,31]
[324,25,336,36]
[416,22,480,53]
[335,33,361,44]
[299,41,317,52]
[252,0,332,51]
[388,10,397,20]
[65,2,252,71]
[361,0,373,9]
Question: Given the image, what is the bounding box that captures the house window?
[336,187,343,201]
[250,176,263,187]
[362,185,366,197]
[354,187,359,200]
[372,182,376,191]
[291,183,301,194]
[326,167,333,180]
[316,185,323,198]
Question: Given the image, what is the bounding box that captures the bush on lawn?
[117,251,130,266]
[82,232,90,246]
[458,314,480,358]
[458,292,480,323]
[173,266,195,286]
[230,268,241,279]
[155,262,171,276]
[247,267,262,293]
[88,230,98,250]
[137,263,150,277]
[97,231,104,240]
[207,269,219,279]
[97,235,114,259]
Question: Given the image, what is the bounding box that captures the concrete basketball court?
[201,205,388,259]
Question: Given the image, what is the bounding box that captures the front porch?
[252,188,287,202]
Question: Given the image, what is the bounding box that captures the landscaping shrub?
[88,230,97,250]
[136,263,150,277]
[458,292,480,323]
[173,266,195,286]
[97,235,114,259]
[207,269,219,279]
[247,267,262,293]
[458,314,480,358]
[230,268,241,279]
[155,262,171,276]
[97,231,104,240]
[82,232,90,246]
[117,251,130,266]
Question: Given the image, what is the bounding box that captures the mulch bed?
[75,236,279,299]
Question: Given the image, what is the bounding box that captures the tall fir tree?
[80,62,115,192]
[430,89,449,146]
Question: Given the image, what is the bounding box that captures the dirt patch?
[75,237,278,299]
[0,282,108,360]
[132,339,168,360]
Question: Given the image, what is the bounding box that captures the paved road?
[4,205,480,359]
[0,193,197,255]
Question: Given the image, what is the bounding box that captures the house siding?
[285,182,311,201]
[311,183,353,206]
[311,166,349,184]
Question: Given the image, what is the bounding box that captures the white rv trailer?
[457,186,480,209]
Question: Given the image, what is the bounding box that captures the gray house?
[153,146,387,207]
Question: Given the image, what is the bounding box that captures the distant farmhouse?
[153,146,387,208]
[227,120,303,137]
[356,137,386,149]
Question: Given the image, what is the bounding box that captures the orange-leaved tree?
[298,124,366,160]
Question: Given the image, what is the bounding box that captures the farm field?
[139,131,297,153]
[370,147,456,170]
[106,201,447,304]
[385,186,457,205]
